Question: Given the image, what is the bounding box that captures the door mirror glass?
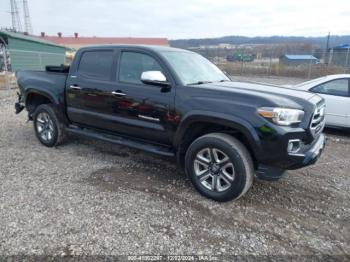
[141,71,169,86]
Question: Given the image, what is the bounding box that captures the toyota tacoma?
[15,45,326,201]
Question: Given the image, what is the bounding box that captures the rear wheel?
[33,104,66,147]
[185,133,254,202]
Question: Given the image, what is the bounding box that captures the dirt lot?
[0,80,349,259]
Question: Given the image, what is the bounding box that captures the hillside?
[170,35,350,49]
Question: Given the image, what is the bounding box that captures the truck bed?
[16,69,69,121]
[16,70,68,95]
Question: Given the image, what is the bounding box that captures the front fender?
[173,110,262,157]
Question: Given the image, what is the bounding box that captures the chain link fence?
[195,47,350,80]
[1,45,350,89]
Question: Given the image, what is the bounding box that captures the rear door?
[66,48,118,129]
[311,78,350,127]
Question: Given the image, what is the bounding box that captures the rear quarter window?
[78,50,114,80]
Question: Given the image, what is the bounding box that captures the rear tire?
[33,104,66,147]
[185,133,254,202]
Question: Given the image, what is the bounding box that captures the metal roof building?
[327,44,350,67]
[332,44,350,49]
[0,30,66,71]
[38,32,169,50]
[279,54,318,65]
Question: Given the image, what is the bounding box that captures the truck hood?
[203,81,315,100]
[195,81,317,108]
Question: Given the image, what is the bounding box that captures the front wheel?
[33,104,66,147]
[185,133,254,202]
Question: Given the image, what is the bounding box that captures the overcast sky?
[1,0,349,39]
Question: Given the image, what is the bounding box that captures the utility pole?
[22,0,33,34]
[326,32,330,51]
[345,47,350,73]
[10,0,22,32]
[324,32,330,65]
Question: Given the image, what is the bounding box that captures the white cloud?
[0,0,349,39]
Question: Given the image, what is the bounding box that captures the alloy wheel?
[36,112,55,142]
[193,147,235,192]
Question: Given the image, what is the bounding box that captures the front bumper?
[256,134,325,181]
[287,133,325,169]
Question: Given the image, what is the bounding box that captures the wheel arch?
[25,90,55,114]
[174,111,262,169]
[24,89,68,124]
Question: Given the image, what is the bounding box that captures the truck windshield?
[161,51,229,85]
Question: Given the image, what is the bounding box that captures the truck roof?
[77,44,190,53]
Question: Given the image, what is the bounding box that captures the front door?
[108,50,176,145]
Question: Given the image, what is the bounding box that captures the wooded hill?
[170,35,350,49]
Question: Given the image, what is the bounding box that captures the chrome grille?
[310,102,325,137]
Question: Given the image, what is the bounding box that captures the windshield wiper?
[187,81,213,85]
[218,79,230,82]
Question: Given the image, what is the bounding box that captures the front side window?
[311,79,349,97]
[78,50,114,80]
[119,52,163,84]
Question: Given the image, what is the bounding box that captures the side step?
[66,126,175,157]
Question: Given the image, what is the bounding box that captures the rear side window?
[311,79,349,97]
[78,50,113,80]
[119,52,163,84]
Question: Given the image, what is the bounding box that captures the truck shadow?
[74,133,339,220]
[324,127,350,137]
[77,134,287,206]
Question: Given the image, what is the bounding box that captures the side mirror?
[141,71,169,87]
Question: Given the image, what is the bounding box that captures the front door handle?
[112,91,126,97]
[70,85,82,90]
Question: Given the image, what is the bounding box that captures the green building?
[0,30,66,71]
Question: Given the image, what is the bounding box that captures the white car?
[292,74,350,128]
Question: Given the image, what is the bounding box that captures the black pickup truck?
[15,45,326,201]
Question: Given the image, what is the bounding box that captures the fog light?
[287,139,301,153]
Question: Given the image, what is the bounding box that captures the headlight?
[257,107,304,126]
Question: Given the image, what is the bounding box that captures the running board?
[66,126,175,157]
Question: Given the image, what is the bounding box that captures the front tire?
[33,104,66,147]
[185,133,254,202]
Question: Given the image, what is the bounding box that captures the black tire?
[185,133,254,202]
[33,104,66,147]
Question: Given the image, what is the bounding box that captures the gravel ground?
[0,81,349,259]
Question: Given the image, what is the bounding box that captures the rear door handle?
[70,85,82,90]
[112,91,126,96]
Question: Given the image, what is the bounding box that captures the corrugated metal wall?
[8,38,66,71]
